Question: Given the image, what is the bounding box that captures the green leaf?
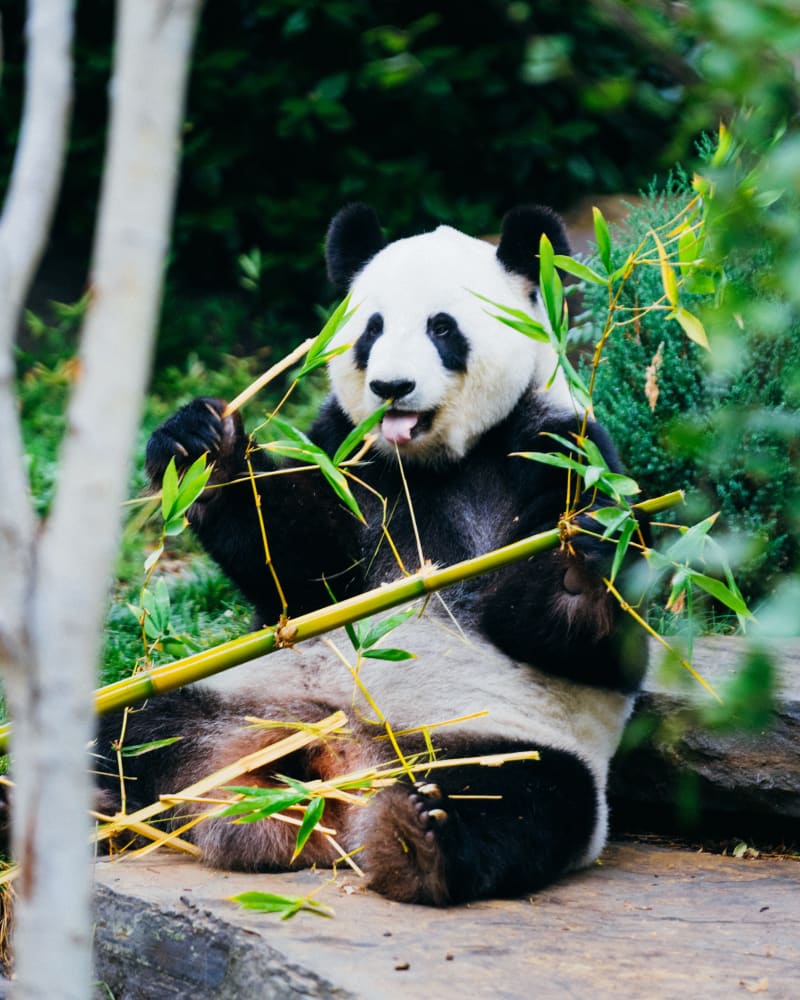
[120,737,182,757]
[298,294,356,378]
[359,608,416,651]
[653,232,679,307]
[292,796,325,860]
[590,506,630,535]
[514,450,589,477]
[230,891,334,919]
[161,454,211,535]
[161,458,179,523]
[671,306,710,351]
[332,402,389,465]
[296,344,351,377]
[592,206,612,273]
[552,255,608,286]
[609,516,638,583]
[143,544,164,574]
[176,454,212,510]
[490,312,550,343]
[220,786,306,820]
[601,473,641,498]
[665,515,718,564]
[362,648,416,661]
[538,233,565,336]
[686,571,753,619]
[470,291,551,343]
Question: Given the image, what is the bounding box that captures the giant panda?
[96,204,648,906]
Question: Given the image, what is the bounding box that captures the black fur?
[496,205,571,285]
[326,203,387,288]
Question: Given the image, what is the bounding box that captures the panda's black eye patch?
[426,312,469,372]
[429,313,456,338]
[354,312,384,370]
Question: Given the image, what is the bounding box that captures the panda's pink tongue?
[381,412,419,444]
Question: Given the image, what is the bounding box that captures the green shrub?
[1,0,695,365]
[581,177,800,605]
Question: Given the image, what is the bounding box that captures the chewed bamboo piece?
[94,711,350,844]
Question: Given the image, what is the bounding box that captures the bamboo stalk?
[222,337,316,417]
[0,490,682,752]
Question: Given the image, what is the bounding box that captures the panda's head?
[325,204,573,464]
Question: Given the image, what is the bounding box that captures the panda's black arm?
[478,412,649,693]
[145,397,365,626]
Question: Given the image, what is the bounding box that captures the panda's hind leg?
[357,741,599,905]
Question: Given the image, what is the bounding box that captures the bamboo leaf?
[552,255,608,286]
[601,473,641,498]
[296,344,351,377]
[358,607,417,651]
[538,233,565,336]
[590,506,630,535]
[610,517,638,583]
[470,291,551,343]
[333,403,389,466]
[298,294,355,377]
[677,225,701,278]
[219,787,306,820]
[144,544,164,574]
[120,737,182,757]
[362,648,416,661]
[292,796,325,861]
[230,891,334,919]
[160,458,179,523]
[685,571,754,619]
[671,306,710,350]
[175,454,212,510]
[593,206,612,273]
[489,312,550,343]
[652,231,679,307]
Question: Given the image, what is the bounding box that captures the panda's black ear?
[496,205,571,285]
[326,204,387,288]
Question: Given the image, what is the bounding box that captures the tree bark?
[0,1,202,996]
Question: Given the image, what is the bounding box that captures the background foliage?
[2,0,694,365]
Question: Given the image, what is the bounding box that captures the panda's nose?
[370,379,416,401]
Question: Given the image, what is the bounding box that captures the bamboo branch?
[222,337,316,417]
[0,490,681,752]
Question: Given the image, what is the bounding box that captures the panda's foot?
[359,782,452,905]
[409,781,449,837]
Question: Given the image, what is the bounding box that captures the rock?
[610,637,800,835]
[92,843,800,999]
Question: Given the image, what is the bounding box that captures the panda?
[96,204,648,906]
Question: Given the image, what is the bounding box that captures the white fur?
[328,225,573,462]
[202,606,632,869]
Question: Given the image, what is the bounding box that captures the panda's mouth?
[380,409,435,445]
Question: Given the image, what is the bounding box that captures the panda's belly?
[201,610,632,788]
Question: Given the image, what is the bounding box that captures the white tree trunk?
[1,1,202,996]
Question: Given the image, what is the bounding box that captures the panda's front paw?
[145,397,245,488]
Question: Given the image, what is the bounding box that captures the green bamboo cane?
[0,491,682,752]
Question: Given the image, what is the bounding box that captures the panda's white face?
[328,224,571,464]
